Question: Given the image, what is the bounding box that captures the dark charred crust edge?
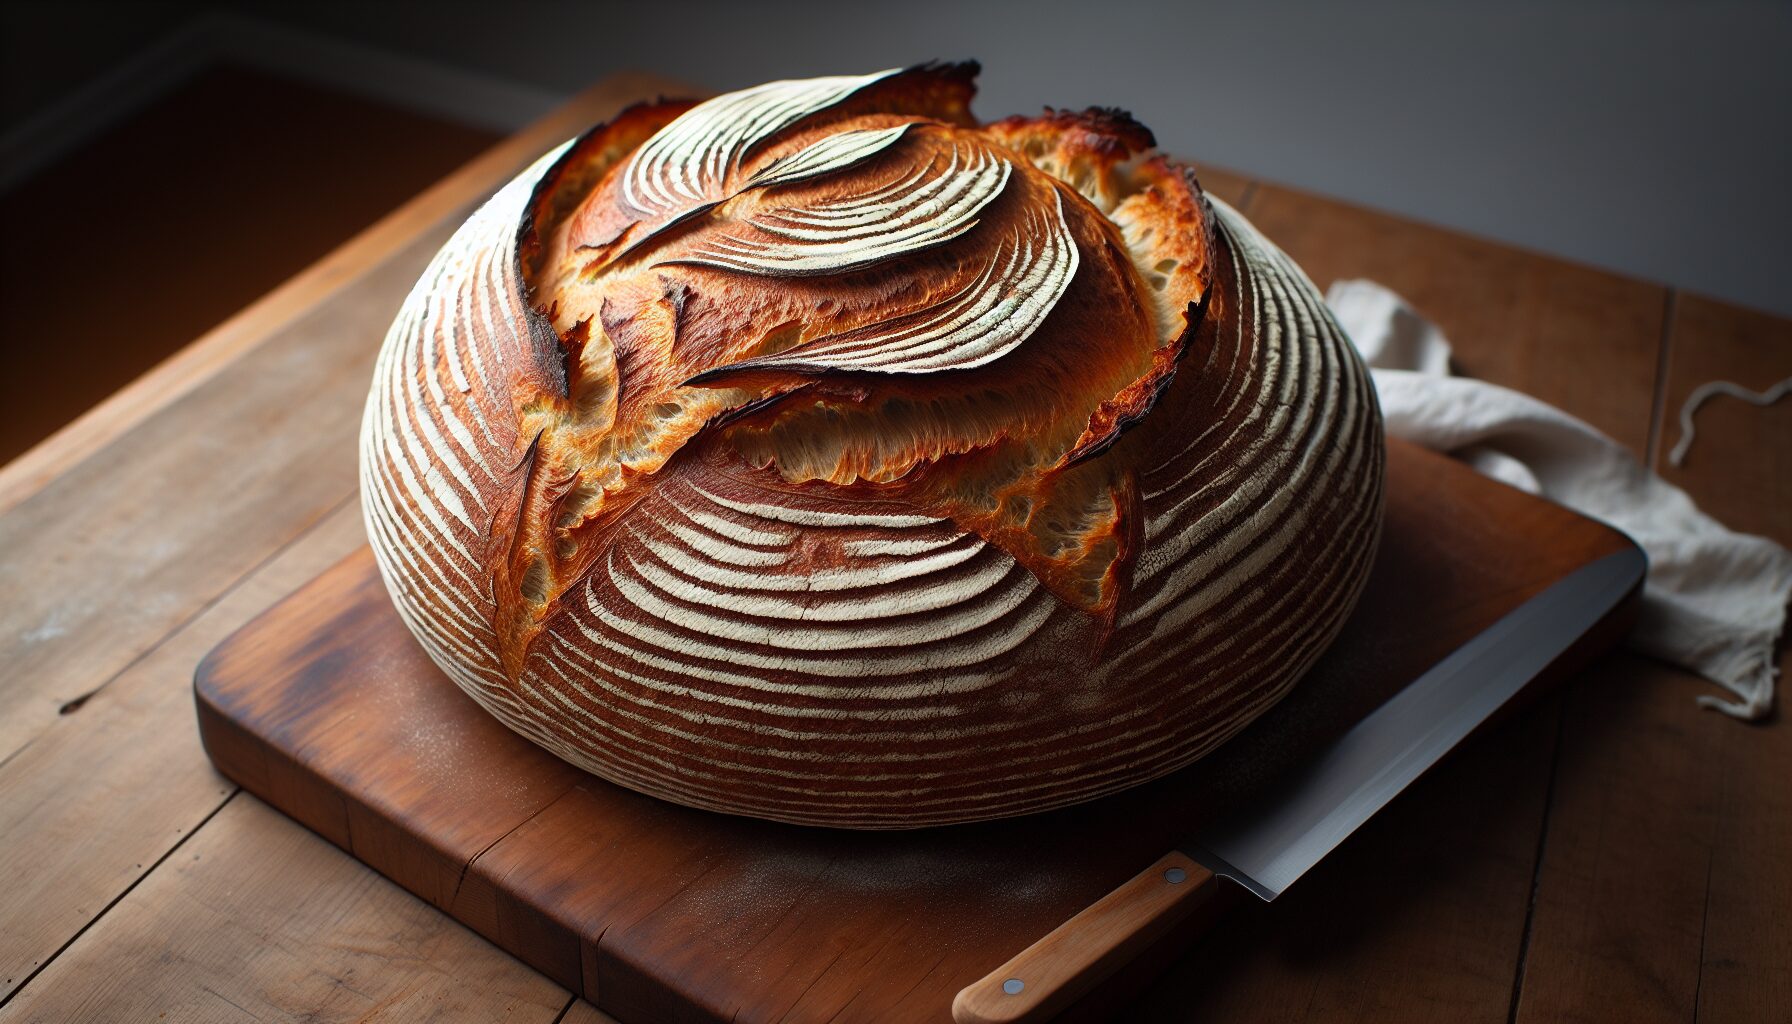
[1060,284,1213,471]
[987,105,1157,157]
[518,97,700,273]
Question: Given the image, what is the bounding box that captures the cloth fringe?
[1668,376,1792,468]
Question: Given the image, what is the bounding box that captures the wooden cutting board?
[194,438,1640,1022]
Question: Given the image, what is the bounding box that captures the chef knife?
[953,546,1646,1024]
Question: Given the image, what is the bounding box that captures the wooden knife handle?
[952,852,1219,1024]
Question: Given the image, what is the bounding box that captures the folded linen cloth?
[1325,278,1792,720]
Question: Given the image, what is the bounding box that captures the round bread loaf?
[359,62,1384,828]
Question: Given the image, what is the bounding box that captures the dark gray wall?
[0,1,206,128]
[12,1,1792,317]
[241,0,1792,319]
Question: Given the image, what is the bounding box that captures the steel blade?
[1187,547,1644,901]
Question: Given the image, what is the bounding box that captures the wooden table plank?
[1662,297,1792,1024]
[1513,655,1743,1024]
[0,796,570,1024]
[1134,702,1562,1022]
[1512,645,1791,1024]
[0,303,366,764]
[562,1000,625,1024]
[1654,298,1790,1024]
[0,501,364,1002]
[0,75,685,765]
[0,73,686,1015]
[1515,294,1791,1024]
[1695,651,1792,1024]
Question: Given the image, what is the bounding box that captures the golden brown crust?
[359,63,1385,828]
[513,82,1216,629]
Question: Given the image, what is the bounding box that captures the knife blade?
[953,546,1646,1024]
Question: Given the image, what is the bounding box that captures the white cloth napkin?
[1325,278,1792,720]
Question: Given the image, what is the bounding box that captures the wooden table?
[1,75,1785,1024]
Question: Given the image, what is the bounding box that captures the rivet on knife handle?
[952,852,1218,1024]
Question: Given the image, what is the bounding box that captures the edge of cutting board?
[193,438,1642,1022]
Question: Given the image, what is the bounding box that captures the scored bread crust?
[359,63,1384,828]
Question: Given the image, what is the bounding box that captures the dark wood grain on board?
[194,440,1640,1022]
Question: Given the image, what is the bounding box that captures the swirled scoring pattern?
[360,63,1385,828]
[619,68,901,218]
[669,140,1013,276]
[710,190,1079,374]
[741,123,913,191]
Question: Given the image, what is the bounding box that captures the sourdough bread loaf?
[360,63,1384,828]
